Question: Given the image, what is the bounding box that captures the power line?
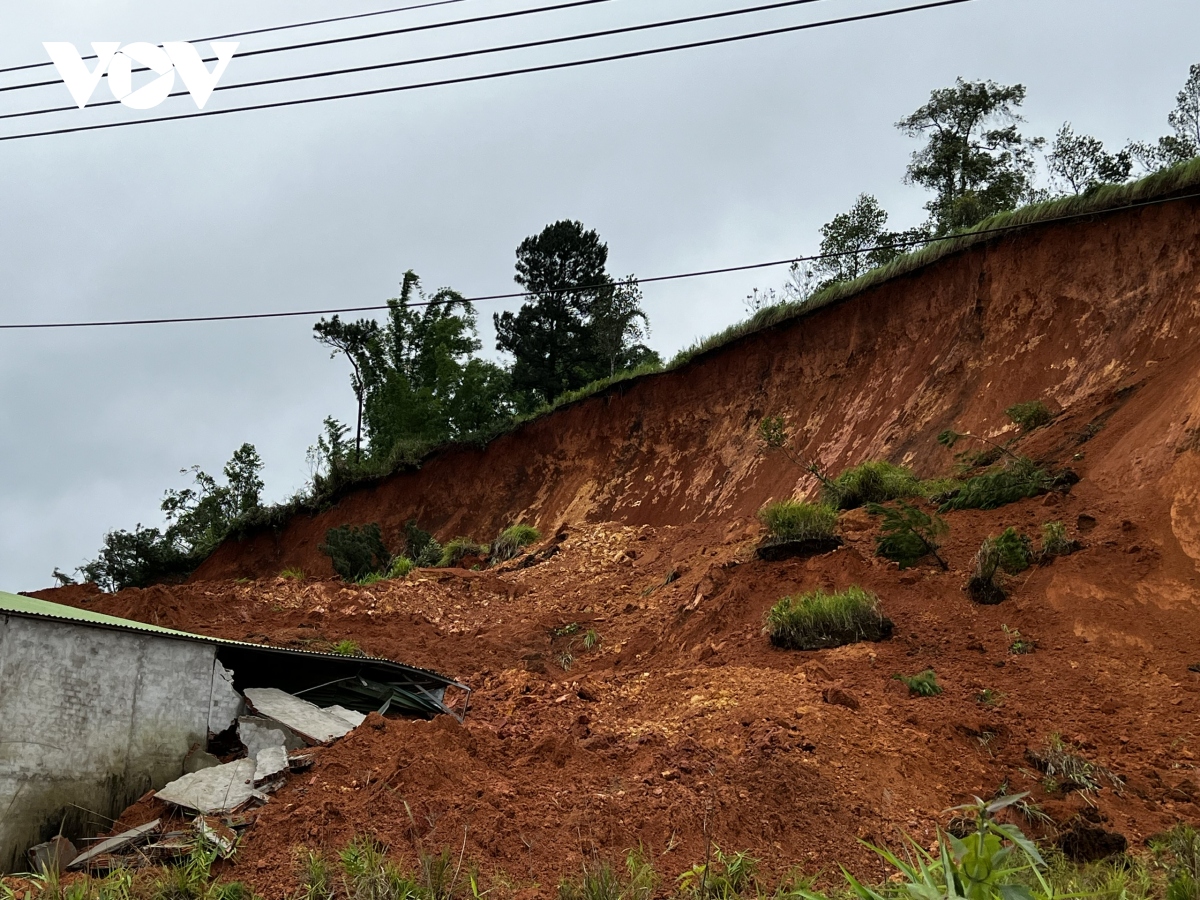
[0,0,841,122]
[0,0,979,143]
[4,188,1196,331]
[0,0,474,76]
[0,0,623,94]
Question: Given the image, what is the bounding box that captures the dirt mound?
[31,197,1200,890]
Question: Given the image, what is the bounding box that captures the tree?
[1046,123,1133,194]
[811,194,924,288]
[897,78,1044,234]
[1130,63,1200,171]
[360,271,512,456]
[313,315,380,461]
[495,220,657,406]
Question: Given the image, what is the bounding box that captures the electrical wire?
[3,188,1195,331]
[0,0,842,122]
[0,0,624,94]
[0,0,474,76]
[0,0,980,143]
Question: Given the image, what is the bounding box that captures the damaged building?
[0,591,468,874]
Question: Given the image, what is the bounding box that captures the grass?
[968,528,1032,605]
[763,586,893,651]
[438,537,486,568]
[1006,400,1053,432]
[824,461,921,510]
[1028,734,1123,794]
[330,639,364,656]
[491,523,541,562]
[1040,521,1081,559]
[1003,624,1036,655]
[280,567,306,580]
[386,556,416,579]
[894,669,942,696]
[757,500,838,542]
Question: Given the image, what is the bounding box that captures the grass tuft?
[894,669,942,696]
[1006,400,1053,432]
[385,556,415,579]
[757,500,838,542]
[940,456,1055,511]
[280,567,306,581]
[764,586,893,650]
[438,537,486,568]
[1039,521,1081,559]
[825,461,920,510]
[491,523,541,562]
[330,639,363,657]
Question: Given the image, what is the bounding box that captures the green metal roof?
[0,590,470,719]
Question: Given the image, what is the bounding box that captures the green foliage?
[810,795,1051,900]
[339,835,421,900]
[995,527,1033,573]
[1039,521,1080,559]
[1047,124,1133,195]
[898,78,1044,234]
[280,567,306,580]
[894,669,942,696]
[558,850,656,900]
[404,520,443,568]
[494,220,658,408]
[386,556,416,579]
[438,537,486,568]
[757,415,789,450]
[968,529,1030,604]
[491,523,541,562]
[1152,824,1200,900]
[296,849,335,900]
[868,501,948,569]
[80,444,264,592]
[320,524,391,582]
[940,456,1054,511]
[582,628,602,651]
[1005,401,1053,432]
[331,640,364,656]
[1131,63,1200,172]
[826,461,921,509]
[757,500,838,542]
[677,847,759,900]
[764,586,892,651]
[1031,734,1121,794]
[1003,625,1036,655]
[811,194,919,288]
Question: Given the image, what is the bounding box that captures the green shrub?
[764,586,893,650]
[404,520,443,568]
[825,461,920,509]
[319,524,390,582]
[1006,400,1053,432]
[968,528,1031,604]
[995,527,1033,573]
[1039,521,1080,559]
[894,669,942,696]
[385,556,415,579]
[918,476,964,503]
[331,639,363,656]
[491,523,541,562]
[939,456,1054,511]
[757,500,838,542]
[438,537,486,568]
[357,572,385,586]
[868,501,948,568]
[678,848,759,900]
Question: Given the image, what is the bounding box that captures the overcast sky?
[0,0,1194,591]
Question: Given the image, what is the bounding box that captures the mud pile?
[32,196,1200,893]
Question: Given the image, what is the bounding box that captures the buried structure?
[0,591,468,873]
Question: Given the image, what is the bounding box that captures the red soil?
[30,197,1200,895]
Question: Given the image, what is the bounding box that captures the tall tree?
[897,78,1044,234]
[1130,63,1200,171]
[495,220,657,406]
[1046,123,1132,195]
[312,316,380,461]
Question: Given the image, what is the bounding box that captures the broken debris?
[243,687,360,743]
[155,758,261,814]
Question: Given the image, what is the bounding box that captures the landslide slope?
[198,190,1200,584]
[38,185,1200,894]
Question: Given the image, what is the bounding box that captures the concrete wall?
[0,615,218,873]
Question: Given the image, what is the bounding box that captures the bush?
[939,456,1054,511]
[894,669,942,696]
[763,586,893,650]
[868,501,948,568]
[967,528,1031,604]
[491,523,541,562]
[1040,521,1081,559]
[1006,400,1053,432]
[438,537,486,568]
[404,520,443,568]
[757,500,838,541]
[825,461,920,509]
[319,523,390,582]
[386,556,416,579]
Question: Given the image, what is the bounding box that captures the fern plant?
[868,501,948,569]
